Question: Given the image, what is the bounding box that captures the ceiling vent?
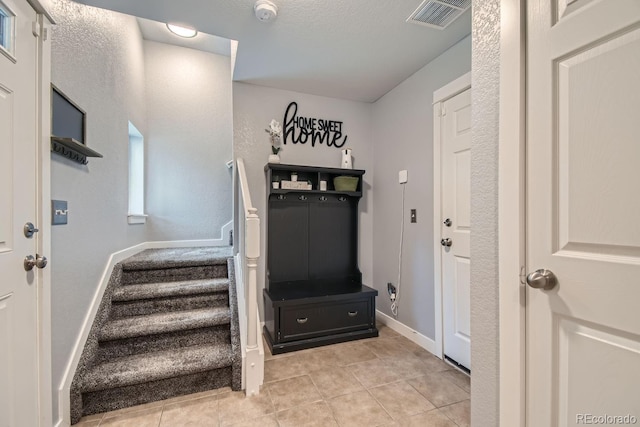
[406,0,470,30]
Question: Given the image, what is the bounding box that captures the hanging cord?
[392,183,406,317]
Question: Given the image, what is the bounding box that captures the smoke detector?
[254,0,278,22]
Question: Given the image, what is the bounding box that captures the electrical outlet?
[387,282,396,300]
[410,209,417,223]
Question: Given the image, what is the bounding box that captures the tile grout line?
[364,388,396,426]
[439,399,468,427]
[263,378,280,426]
[405,375,440,409]
[306,371,341,427]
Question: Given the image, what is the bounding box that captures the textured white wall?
[233,83,374,314]
[471,0,501,425]
[371,36,471,339]
[50,0,147,420]
[144,41,233,241]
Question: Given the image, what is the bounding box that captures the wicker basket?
[333,176,359,192]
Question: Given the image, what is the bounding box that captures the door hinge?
[441,104,447,117]
[32,21,40,38]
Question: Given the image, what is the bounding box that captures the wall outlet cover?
[399,170,408,184]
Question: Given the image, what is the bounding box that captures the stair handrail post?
[245,209,260,350]
[236,158,264,396]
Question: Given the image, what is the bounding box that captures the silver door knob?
[526,269,557,290]
[24,254,48,271]
[443,218,452,227]
[441,238,452,247]
[23,222,39,238]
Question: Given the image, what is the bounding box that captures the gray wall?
[50,1,235,422]
[144,41,233,240]
[50,0,147,420]
[471,0,500,425]
[371,36,471,339]
[233,83,374,315]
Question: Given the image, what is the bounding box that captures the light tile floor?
[76,325,470,427]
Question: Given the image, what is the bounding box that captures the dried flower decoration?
[265,119,283,155]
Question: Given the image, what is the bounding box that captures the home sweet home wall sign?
[283,102,348,148]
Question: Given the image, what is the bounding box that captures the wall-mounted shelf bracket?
[51,136,103,165]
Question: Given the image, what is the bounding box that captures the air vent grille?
[443,0,471,8]
[407,0,471,30]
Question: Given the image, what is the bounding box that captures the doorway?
[433,73,471,373]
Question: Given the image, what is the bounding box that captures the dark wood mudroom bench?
[263,163,378,354]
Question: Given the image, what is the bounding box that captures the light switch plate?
[52,200,68,225]
[399,170,408,184]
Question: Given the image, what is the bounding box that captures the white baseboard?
[55,223,233,426]
[56,242,148,427]
[147,221,233,248]
[375,310,438,357]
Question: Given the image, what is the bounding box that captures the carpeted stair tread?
[70,248,241,424]
[99,307,230,341]
[112,278,229,302]
[121,247,233,271]
[82,343,233,392]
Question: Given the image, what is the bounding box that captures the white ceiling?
[136,18,232,57]
[73,0,471,103]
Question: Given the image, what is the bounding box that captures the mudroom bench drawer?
[279,300,371,342]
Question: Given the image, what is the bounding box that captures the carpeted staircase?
[70,247,241,424]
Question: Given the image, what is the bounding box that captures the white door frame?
[432,72,471,361]
[29,1,54,425]
[497,0,526,425]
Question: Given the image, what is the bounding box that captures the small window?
[128,122,146,224]
[0,2,15,57]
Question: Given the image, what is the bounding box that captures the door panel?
[267,201,309,282]
[441,88,471,370]
[453,256,470,340]
[556,29,640,259]
[557,318,640,424]
[0,294,15,424]
[309,201,356,280]
[0,85,14,253]
[454,151,470,230]
[527,0,640,425]
[0,0,39,425]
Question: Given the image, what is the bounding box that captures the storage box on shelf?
[263,163,378,354]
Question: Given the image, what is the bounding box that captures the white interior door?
[527,1,640,425]
[441,88,471,371]
[0,0,40,425]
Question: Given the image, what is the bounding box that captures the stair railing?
[235,158,263,396]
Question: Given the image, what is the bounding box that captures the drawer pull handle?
[296,317,308,324]
[348,311,358,317]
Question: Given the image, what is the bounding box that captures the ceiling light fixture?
[166,23,198,38]
[254,0,278,22]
